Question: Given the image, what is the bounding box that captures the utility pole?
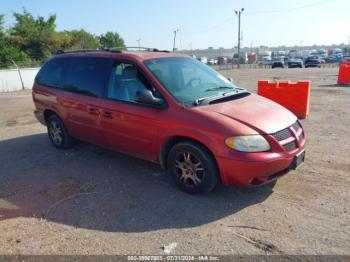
[137,38,141,51]
[173,29,179,52]
[235,8,244,68]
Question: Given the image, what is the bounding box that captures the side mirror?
[227,77,233,83]
[134,90,164,106]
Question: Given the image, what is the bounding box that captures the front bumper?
[216,147,304,186]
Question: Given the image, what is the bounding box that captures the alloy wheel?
[174,152,205,186]
[49,121,63,145]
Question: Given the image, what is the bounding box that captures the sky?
[1,0,349,50]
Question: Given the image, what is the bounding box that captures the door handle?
[102,111,113,118]
[87,107,99,115]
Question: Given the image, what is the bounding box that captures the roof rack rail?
[55,49,112,55]
[108,46,170,53]
[55,47,170,55]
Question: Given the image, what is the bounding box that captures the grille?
[283,141,297,151]
[271,128,292,141]
[271,121,303,152]
[292,121,304,140]
[291,121,301,131]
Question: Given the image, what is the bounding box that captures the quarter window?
[63,57,112,97]
[36,58,69,88]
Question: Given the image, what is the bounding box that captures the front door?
[100,62,161,161]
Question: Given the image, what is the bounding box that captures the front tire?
[47,115,74,149]
[167,141,219,194]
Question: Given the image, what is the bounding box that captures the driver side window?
[108,62,155,103]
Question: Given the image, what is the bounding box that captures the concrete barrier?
[0,67,40,92]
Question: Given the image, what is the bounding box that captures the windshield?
[144,57,237,105]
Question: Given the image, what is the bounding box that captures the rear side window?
[36,58,69,88]
[64,57,112,97]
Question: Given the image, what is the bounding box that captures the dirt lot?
[0,67,349,255]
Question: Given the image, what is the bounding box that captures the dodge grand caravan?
[32,48,306,193]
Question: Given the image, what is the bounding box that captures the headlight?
[225,135,270,152]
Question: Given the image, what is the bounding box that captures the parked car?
[218,56,228,65]
[208,58,215,65]
[317,48,327,63]
[198,57,208,64]
[325,56,335,63]
[32,49,306,193]
[259,56,272,65]
[342,55,350,62]
[288,57,303,68]
[305,56,321,68]
[333,48,343,63]
[271,58,284,68]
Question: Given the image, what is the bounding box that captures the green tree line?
[0,9,125,69]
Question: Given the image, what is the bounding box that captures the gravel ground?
[0,67,349,255]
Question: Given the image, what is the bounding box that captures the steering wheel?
[186,77,202,88]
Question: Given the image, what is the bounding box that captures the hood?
[197,93,297,134]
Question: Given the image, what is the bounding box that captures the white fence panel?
[0,67,40,92]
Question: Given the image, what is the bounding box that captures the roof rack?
[56,47,170,55]
[55,49,108,55]
[108,46,170,53]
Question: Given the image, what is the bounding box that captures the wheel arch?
[43,109,60,124]
[160,135,218,171]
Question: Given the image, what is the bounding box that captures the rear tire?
[47,115,74,149]
[167,141,219,194]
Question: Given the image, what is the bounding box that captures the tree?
[99,31,125,49]
[10,9,56,61]
[0,14,4,34]
[51,31,74,51]
[0,14,6,43]
[67,29,100,49]
[0,14,31,68]
[0,45,31,68]
[0,10,126,68]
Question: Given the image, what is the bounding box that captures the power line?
[182,16,234,36]
[181,0,335,36]
[247,0,335,15]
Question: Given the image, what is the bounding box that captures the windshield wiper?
[194,94,222,105]
[194,89,250,106]
[205,86,235,92]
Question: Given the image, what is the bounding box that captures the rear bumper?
[216,148,304,186]
[288,63,302,67]
[305,63,320,67]
[272,63,284,67]
[34,110,46,125]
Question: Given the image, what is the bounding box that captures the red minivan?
[32,49,305,193]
